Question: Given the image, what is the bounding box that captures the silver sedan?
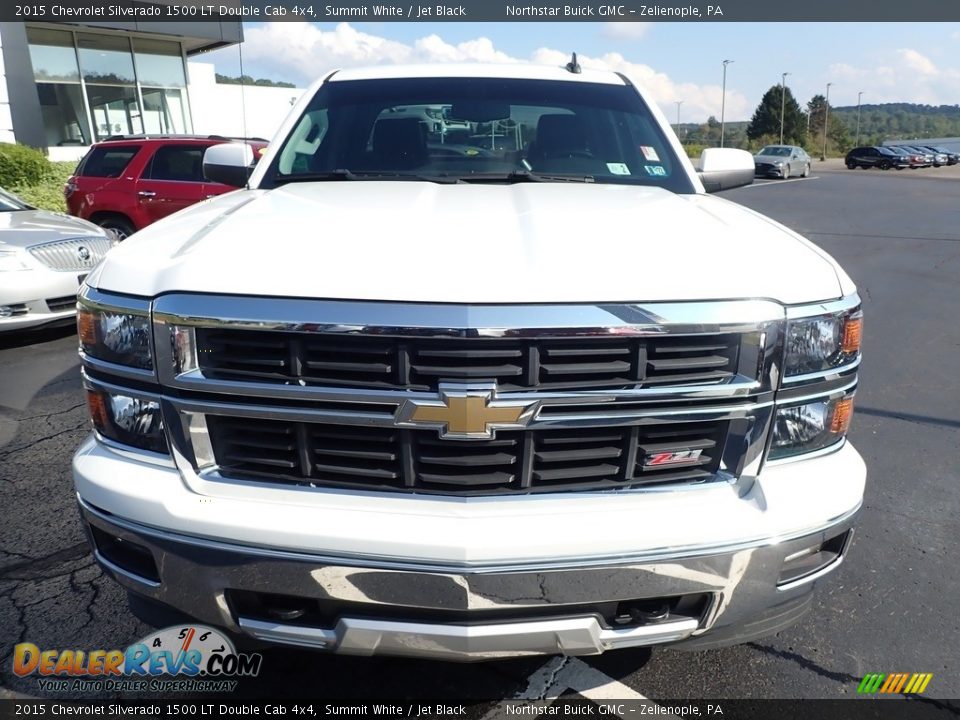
[753,145,812,179]
[0,188,115,332]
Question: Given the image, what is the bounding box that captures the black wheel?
[97,216,135,241]
[878,161,891,170]
[846,162,856,169]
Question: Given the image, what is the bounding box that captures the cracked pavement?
[1,170,958,702]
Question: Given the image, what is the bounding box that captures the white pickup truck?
[73,62,865,661]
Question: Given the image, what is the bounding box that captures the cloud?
[897,48,937,76]
[601,22,652,40]
[235,22,750,122]
[824,47,960,105]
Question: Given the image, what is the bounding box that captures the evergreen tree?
[747,85,807,145]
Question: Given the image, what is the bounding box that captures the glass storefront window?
[141,88,189,134]
[133,39,186,88]
[27,28,80,82]
[77,33,136,86]
[27,27,192,146]
[36,83,92,146]
[86,85,143,140]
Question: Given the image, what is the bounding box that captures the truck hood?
[92,183,847,305]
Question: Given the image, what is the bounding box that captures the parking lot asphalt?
[1,168,958,705]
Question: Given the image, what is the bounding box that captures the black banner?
[1,699,959,720]
[6,0,960,22]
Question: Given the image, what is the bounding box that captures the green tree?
[747,85,807,145]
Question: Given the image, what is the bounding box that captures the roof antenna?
[565,52,581,74]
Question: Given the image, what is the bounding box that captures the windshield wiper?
[458,171,596,184]
[273,169,462,185]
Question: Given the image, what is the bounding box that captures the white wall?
[0,33,17,145]
[187,62,305,142]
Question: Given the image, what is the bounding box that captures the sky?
[196,22,960,123]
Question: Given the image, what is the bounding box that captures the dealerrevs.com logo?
[13,625,263,693]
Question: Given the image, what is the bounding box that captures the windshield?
[263,76,694,192]
[0,187,30,212]
[758,146,792,157]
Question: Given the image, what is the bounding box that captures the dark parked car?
[894,146,934,167]
[919,146,957,166]
[845,146,911,170]
[65,135,268,239]
[883,146,926,169]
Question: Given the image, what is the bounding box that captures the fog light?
[778,531,850,587]
[86,389,167,454]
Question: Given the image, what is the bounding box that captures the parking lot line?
[738,176,821,189]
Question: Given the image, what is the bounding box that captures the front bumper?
[75,436,865,660]
[0,267,83,331]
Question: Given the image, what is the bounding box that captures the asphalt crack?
[0,542,91,580]
[0,421,88,461]
[16,403,86,423]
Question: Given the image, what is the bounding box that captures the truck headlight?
[769,395,854,460]
[78,304,152,370]
[784,310,861,377]
[86,389,166,454]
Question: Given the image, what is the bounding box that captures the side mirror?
[697,148,755,193]
[203,143,256,187]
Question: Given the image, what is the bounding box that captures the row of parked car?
[2,134,267,332]
[844,144,960,170]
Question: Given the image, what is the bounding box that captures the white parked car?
[0,188,115,331]
[73,62,865,661]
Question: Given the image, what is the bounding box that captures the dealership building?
[0,18,244,158]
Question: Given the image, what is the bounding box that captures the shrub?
[11,162,76,214]
[0,143,50,188]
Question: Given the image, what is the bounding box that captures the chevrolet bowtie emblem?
[397,384,538,440]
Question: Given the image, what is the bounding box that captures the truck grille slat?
[205,418,728,495]
[196,330,742,391]
[647,355,732,371]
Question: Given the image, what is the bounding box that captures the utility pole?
[675,100,683,135]
[821,82,832,161]
[779,72,791,144]
[720,59,733,147]
[856,91,865,146]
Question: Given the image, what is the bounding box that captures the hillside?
[824,103,960,143]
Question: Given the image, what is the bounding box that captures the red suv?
[65,135,267,239]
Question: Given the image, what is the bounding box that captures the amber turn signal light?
[841,316,862,354]
[830,397,855,435]
[86,390,109,432]
[78,308,97,348]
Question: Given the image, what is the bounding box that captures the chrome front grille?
[147,294,784,497]
[205,416,730,495]
[195,329,742,391]
[29,237,112,272]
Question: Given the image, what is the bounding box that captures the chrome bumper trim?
[237,615,700,660]
[78,494,860,573]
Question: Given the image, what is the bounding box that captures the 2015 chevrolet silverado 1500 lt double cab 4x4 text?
[73,62,865,661]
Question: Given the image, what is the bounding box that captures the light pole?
[675,100,683,136]
[779,72,791,144]
[856,91,864,146]
[821,82,832,161]
[720,59,733,147]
